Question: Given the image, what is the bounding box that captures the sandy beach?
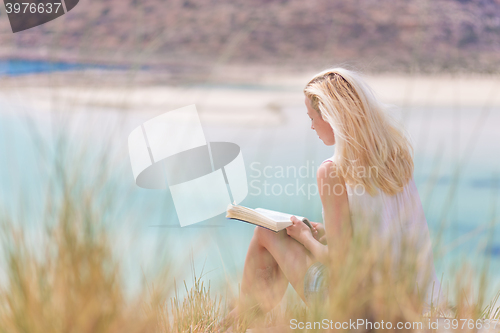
[1,69,499,128]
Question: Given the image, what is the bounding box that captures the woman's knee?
[253,226,277,246]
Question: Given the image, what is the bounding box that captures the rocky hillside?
[0,0,499,73]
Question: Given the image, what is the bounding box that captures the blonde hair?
[304,68,414,196]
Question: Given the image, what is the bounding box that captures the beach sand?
[1,69,499,127]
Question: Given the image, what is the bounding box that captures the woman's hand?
[287,217,329,263]
[310,222,327,245]
[286,216,315,245]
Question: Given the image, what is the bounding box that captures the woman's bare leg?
[231,226,316,318]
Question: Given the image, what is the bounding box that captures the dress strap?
[321,155,335,165]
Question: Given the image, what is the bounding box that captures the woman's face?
[305,96,336,146]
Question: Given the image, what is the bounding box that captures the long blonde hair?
[304,68,414,196]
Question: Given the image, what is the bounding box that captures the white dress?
[321,156,446,314]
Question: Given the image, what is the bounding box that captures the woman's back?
[322,156,446,314]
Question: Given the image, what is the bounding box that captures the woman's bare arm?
[316,161,352,264]
[286,162,352,265]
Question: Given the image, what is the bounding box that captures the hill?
[0,0,499,74]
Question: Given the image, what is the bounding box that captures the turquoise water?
[0,59,137,76]
[0,65,499,302]
[1,103,499,298]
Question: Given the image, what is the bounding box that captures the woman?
[228,67,445,322]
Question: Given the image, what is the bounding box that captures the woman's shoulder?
[316,159,344,184]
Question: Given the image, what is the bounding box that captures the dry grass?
[158,264,226,333]
[0,169,160,332]
[0,135,498,333]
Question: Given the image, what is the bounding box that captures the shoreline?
[1,68,499,126]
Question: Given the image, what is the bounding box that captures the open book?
[226,204,312,232]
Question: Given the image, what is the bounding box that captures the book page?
[255,208,305,223]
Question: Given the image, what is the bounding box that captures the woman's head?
[303,68,414,196]
[305,95,336,145]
